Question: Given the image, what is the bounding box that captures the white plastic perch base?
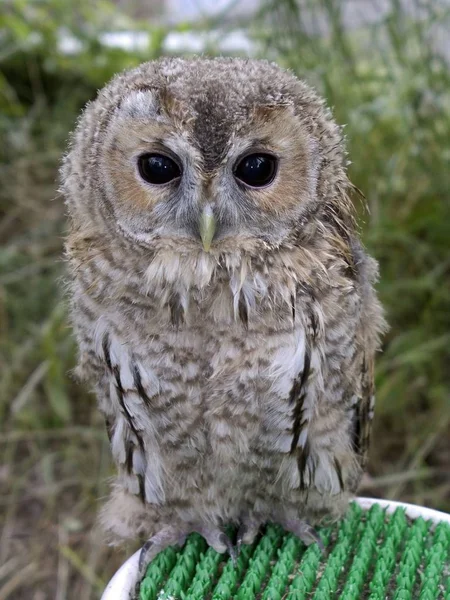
[100,497,450,600]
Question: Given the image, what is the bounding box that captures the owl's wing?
[93,332,166,506]
[288,313,377,495]
[351,352,376,472]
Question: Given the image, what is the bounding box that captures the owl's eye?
[137,153,181,185]
[234,153,277,188]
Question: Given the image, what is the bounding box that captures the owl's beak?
[199,205,216,252]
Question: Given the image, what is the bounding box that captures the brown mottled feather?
[61,57,386,549]
[353,353,376,471]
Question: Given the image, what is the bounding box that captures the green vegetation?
[0,0,449,598]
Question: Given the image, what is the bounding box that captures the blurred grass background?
[0,0,449,597]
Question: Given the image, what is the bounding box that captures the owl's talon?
[138,540,154,575]
[196,524,237,564]
[236,518,261,552]
[236,524,247,553]
[280,519,325,553]
[300,523,325,553]
[137,526,188,581]
[219,532,238,566]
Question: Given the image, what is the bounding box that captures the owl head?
[62,57,353,258]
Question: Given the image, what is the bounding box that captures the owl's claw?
[197,525,237,563]
[219,532,238,566]
[236,519,261,556]
[138,539,154,575]
[137,522,239,594]
[279,519,325,553]
[236,523,247,553]
[137,526,188,582]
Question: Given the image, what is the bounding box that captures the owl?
[61,57,385,579]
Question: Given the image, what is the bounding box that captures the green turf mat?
[139,503,450,600]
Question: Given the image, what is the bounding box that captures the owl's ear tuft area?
[120,89,160,120]
[250,103,296,129]
[252,101,294,120]
[159,87,194,127]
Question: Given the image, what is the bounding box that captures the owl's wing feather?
[100,332,161,504]
[289,346,311,451]
[289,345,311,490]
[351,352,375,472]
[288,304,376,495]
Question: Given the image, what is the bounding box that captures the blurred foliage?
[0,0,449,597]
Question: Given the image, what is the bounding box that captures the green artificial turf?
[139,502,450,600]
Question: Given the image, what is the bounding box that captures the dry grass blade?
[11,361,49,415]
[0,557,21,583]
[0,563,38,600]
[58,546,105,594]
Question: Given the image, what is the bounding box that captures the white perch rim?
[101,497,450,600]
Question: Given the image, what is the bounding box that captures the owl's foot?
[137,526,188,581]
[137,523,239,589]
[197,525,238,565]
[279,519,325,552]
[236,517,262,551]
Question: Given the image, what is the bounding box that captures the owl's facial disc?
[134,150,279,252]
[102,88,319,252]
